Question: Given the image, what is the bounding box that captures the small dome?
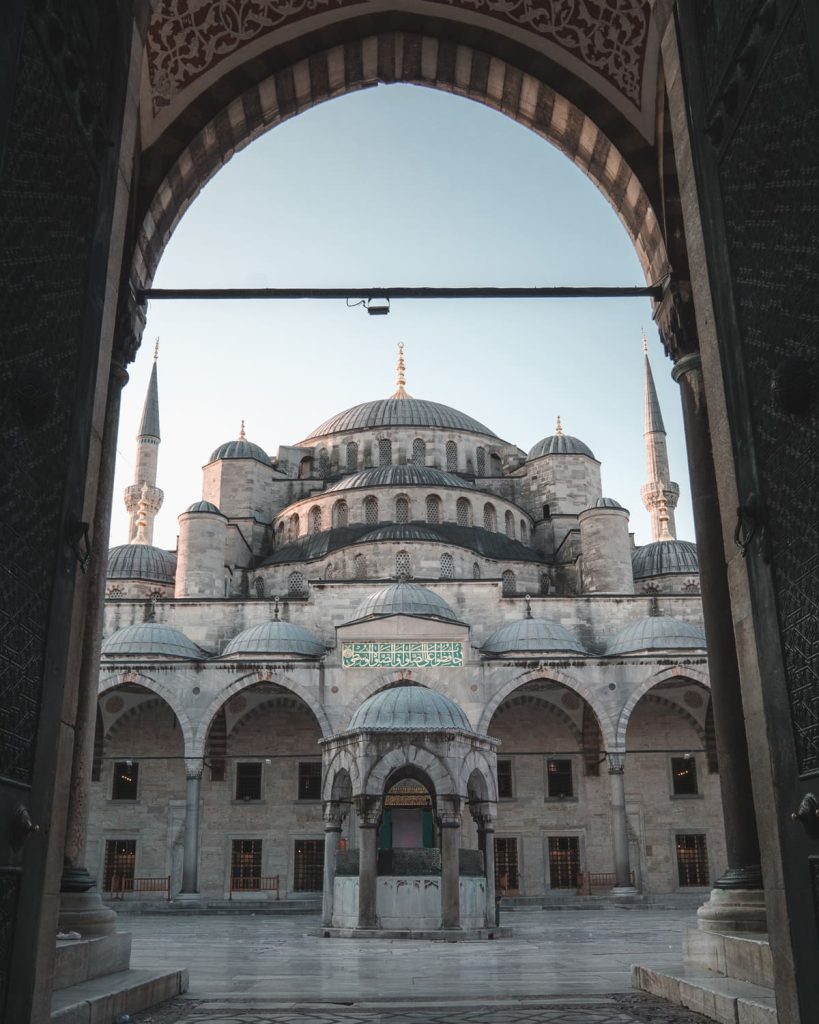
[185,500,224,515]
[222,619,325,658]
[208,438,270,465]
[482,617,587,655]
[593,497,625,510]
[632,540,699,579]
[347,685,473,733]
[107,544,176,583]
[302,398,498,440]
[357,524,443,544]
[326,465,471,493]
[350,581,459,623]
[528,434,595,460]
[606,616,706,656]
[101,622,205,659]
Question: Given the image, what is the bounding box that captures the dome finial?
[642,328,648,354]
[555,415,564,436]
[391,342,412,399]
[272,596,280,621]
[239,419,246,441]
[153,336,159,361]
[524,593,532,619]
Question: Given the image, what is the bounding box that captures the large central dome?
[302,397,498,441]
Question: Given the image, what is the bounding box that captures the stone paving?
[125,910,710,1024]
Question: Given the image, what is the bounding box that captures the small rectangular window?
[298,762,322,801]
[293,839,324,891]
[112,761,139,800]
[546,759,573,799]
[671,756,699,795]
[542,503,551,520]
[236,762,262,801]
[103,839,136,892]
[548,836,580,889]
[497,759,513,799]
[676,833,709,886]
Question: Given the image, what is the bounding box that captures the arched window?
[502,570,516,596]
[540,573,551,595]
[396,550,411,578]
[440,553,455,579]
[254,576,265,598]
[378,437,392,466]
[353,553,367,579]
[456,497,472,527]
[309,505,322,534]
[276,521,284,542]
[324,563,335,580]
[446,440,458,472]
[298,456,314,478]
[288,571,305,596]
[476,447,486,476]
[346,441,358,473]
[333,500,348,528]
[505,510,515,539]
[483,503,497,532]
[395,495,409,524]
[490,453,503,476]
[520,519,528,544]
[412,438,426,466]
[472,562,481,580]
[426,494,441,525]
[318,448,330,477]
[364,496,379,525]
[290,513,300,540]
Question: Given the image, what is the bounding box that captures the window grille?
[426,494,441,525]
[254,576,265,598]
[472,562,481,579]
[106,585,124,598]
[318,448,330,477]
[236,762,262,801]
[520,520,528,544]
[476,447,486,476]
[505,510,515,538]
[364,496,379,525]
[440,552,455,579]
[288,571,305,596]
[378,437,392,466]
[501,570,516,596]
[671,757,699,795]
[112,761,139,800]
[542,503,551,520]
[546,759,573,798]
[103,839,136,892]
[395,495,409,524]
[540,573,550,595]
[456,497,472,527]
[497,759,513,799]
[548,836,580,889]
[353,554,367,579]
[483,503,497,532]
[294,839,325,892]
[490,453,502,476]
[333,500,348,528]
[676,834,709,886]
[412,438,426,466]
[494,837,519,894]
[231,839,262,888]
[446,440,458,472]
[309,506,322,533]
[298,762,322,800]
[396,551,411,578]
[346,442,358,473]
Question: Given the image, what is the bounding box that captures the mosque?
[88,343,723,931]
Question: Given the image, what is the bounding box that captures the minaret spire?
[390,343,412,399]
[640,334,679,541]
[124,345,165,544]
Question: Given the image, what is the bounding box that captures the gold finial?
[153,337,159,361]
[391,342,412,399]
[239,419,246,441]
[555,415,564,436]
[642,329,648,355]
[273,597,280,621]
[134,482,149,543]
[524,594,532,619]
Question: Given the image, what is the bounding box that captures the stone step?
[54,933,132,991]
[106,898,321,915]
[632,963,777,1024]
[684,928,774,989]
[51,967,188,1023]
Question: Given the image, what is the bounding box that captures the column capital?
[607,752,625,774]
[323,801,346,830]
[671,351,703,383]
[113,286,147,369]
[354,794,381,827]
[185,758,204,780]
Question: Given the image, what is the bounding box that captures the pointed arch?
[99,671,195,754]
[364,743,457,799]
[615,664,710,749]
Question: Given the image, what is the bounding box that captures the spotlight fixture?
[365,297,390,316]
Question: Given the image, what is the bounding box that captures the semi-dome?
[527,433,595,460]
[107,544,177,583]
[482,617,587,655]
[222,619,325,658]
[326,465,471,492]
[302,397,498,440]
[185,500,224,515]
[101,622,205,659]
[350,581,459,623]
[632,540,699,579]
[347,684,473,733]
[605,616,706,656]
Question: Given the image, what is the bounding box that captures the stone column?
[356,798,380,929]
[177,759,203,900]
[321,803,344,927]
[439,802,462,930]
[608,755,637,895]
[475,810,497,928]
[58,357,131,936]
[673,353,765,930]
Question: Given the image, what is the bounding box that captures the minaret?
[124,341,164,544]
[640,333,679,541]
[390,342,412,399]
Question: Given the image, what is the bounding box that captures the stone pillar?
[475,810,497,928]
[439,802,462,930]
[178,759,203,900]
[356,798,380,929]
[608,755,637,895]
[322,803,344,927]
[673,353,765,930]
[58,358,131,936]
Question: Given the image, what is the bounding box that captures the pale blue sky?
[111,83,692,552]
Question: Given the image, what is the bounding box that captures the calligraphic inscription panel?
[342,641,464,669]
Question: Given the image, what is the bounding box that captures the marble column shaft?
[357,823,378,929]
[180,763,203,895]
[479,822,496,927]
[440,821,461,929]
[608,758,635,891]
[322,809,343,927]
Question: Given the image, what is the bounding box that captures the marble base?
[611,886,639,897]
[684,927,774,989]
[57,893,117,937]
[314,926,511,940]
[332,875,487,930]
[53,933,132,991]
[697,888,767,933]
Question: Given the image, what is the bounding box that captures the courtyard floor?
[126,908,711,1024]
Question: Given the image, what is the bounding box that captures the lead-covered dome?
[357,524,443,544]
[528,433,595,460]
[185,500,224,515]
[208,437,270,464]
[326,465,471,492]
[605,616,706,656]
[350,581,459,623]
[347,685,472,733]
[482,617,587,655]
[302,397,498,440]
[101,623,206,659]
[107,544,176,583]
[632,540,699,579]
[222,620,325,658]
